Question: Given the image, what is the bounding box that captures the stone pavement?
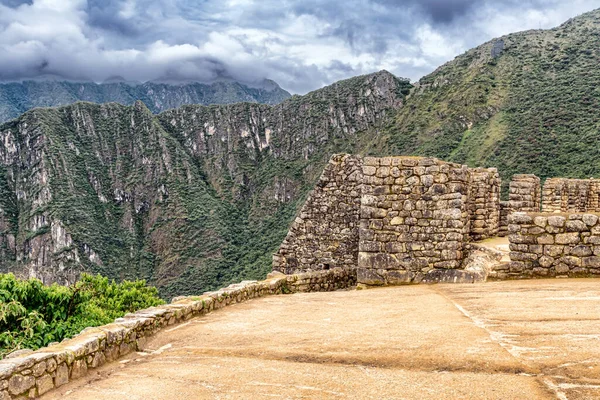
[43,280,600,399]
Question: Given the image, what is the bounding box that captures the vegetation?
[380,10,600,192]
[0,273,163,359]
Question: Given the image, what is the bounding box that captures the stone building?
[273,154,502,286]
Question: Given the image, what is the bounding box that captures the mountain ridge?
[0,79,292,124]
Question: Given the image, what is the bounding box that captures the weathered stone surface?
[36,374,54,396]
[508,211,600,278]
[8,374,35,396]
[556,233,581,245]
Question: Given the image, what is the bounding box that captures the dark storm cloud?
[0,0,599,93]
[0,0,32,7]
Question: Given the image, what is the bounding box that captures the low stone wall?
[0,268,355,399]
[507,212,600,277]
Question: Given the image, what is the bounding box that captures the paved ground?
[44,279,600,399]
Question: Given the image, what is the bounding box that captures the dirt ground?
[43,279,600,399]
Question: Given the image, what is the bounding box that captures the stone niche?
[272,154,363,274]
[542,178,600,213]
[273,154,503,287]
[468,168,501,241]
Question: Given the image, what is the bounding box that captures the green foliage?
[379,10,600,196]
[0,273,163,359]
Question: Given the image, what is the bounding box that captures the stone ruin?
[273,154,502,286]
[273,154,600,286]
[542,178,600,212]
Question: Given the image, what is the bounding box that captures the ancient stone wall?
[497,174,541,237]
[272,154,363,274]
[467,167,501,240]
[509,174,541,212]
[507,212,600,278]
[542,178,600,213]
[0,268,355,399]
[357,156,470,286]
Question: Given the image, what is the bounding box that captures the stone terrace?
[43,280,600,400]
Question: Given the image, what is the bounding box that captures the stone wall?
[542,178,600,213]
[498,201,511,237]
[468,167,501,240]
[497,174,541,237]
[272,154,363,274]
[507,212,600,277]
[509,174,541,212]
[357,156,471,286]
[0,268,355,399]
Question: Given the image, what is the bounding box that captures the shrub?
[0,273,164,358]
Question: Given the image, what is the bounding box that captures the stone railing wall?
[358,156,470,286]
[272,154,363,274]
[542,178,600,213]
[0,268,355,399]
[507,212,600,277]
[467,167,501,240]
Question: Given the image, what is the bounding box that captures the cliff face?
[0,79,291,124]
[0,71,411,298]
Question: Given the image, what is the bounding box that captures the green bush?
[0,273,164,359]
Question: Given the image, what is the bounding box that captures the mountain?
[3,8,600,297]
[0,79,291,124]
[0,71,411,298]
[380,9,600,188]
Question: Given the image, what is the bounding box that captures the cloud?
[0,0,599,93]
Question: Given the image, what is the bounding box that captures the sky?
[1,0,600,93]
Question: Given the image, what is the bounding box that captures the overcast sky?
[1,0,600,93]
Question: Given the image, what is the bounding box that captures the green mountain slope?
[0,72,411,298]
[0,79,291,124]
[383,9,600,187]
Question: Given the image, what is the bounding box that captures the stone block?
[555,232,580,245]
[583,214,599,226]
[548,216,566,227]
[537,234,554,245]
[8,374,35,396]
[36,374,54,396]
[566,220,588,232]
[569,245,592,257]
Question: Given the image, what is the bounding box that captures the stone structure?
[507,212,600,277]
[358,156,471,285]
[509,174,541,212]
[468,168,501,240]
[498,174,542,237]
[274,154,503,287]
[272,154,362,274]
[498,201,511,237]
[542,178,600,213]
[0,267,355,399]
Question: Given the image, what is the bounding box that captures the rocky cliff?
[0,71,411,297]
